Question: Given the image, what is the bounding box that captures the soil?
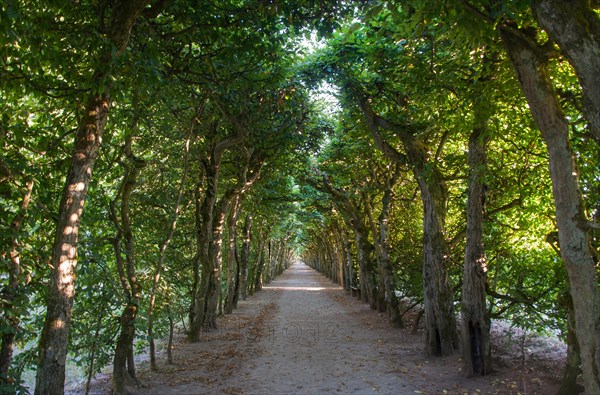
[81,262,564,394]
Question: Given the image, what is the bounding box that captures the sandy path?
[85,261,561,394]
[235,261,420,394]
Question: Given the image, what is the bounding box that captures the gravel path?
[236,261,420,394]
[85,261,561,394]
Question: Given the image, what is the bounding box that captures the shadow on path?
[89,261,560,395]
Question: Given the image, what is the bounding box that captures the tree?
[531,0,600,143]
[2,0,596,392]
[461,69,495,377]
[367,161,405,327]
[498,24,600,393]
[108,134,147,394]
[398,0,599,389]
[35,2,154,393]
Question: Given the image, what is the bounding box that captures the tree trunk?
[333,223,347,288]
[377,168,403,327]
[149,136,190,370]
[225,196,241,314]
[318,175,378,308]
[366,171,403,324]
[189,125,251,338]
[111,141,146,395]
[344,229,355,291]
[84,310,104,395]
[192,200,228,336]
[34,3,148,393]
[190,149,261,338]
[190,148,221,339]
[416,167,458,356]
[500,27,600,394]
[254,236,267,293]
[355,90,457,356]
[35,93,111,395]
[461,97,492,376]
[112,303,139,395]
[232,245,241,309]
[0,179,34,386]
[557,293,584,395]
[532,0,600,142]
[167,306,174,365]
[189,171,205,331]
[403,136,457,356]
[239,214,253,301]
[336,225,351,292]
[352,221,377,309]
[370,222,387,313]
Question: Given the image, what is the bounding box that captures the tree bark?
[35,3,149,393]
[149,136,191,370]
[190,134,236,338]
[0,179,34,386]
[532,0,600,142]
[35,93,111,395]
[377,166,403,327]
[84,310,104,395]
[111,140,146,395]
[461,95,492,376]
[318,175,378,308]
[414,158,458,356]
[225,195,241,314]
[355,93,458,356]
[557,292,584,395]
[191,195,228,336]
[365,164,403,325]
[239,214,253,301]
[366,203,387,312]
[343,229,355,291]
[190,139,261,339]
[166,305,174,365]
[189,171,205,331]
[253,234,267,293]
[500,27,600,394]
[350,216,377,308]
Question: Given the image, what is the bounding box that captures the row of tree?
[0,0,346,393]
[1,1,599,395]
[300,2,599,395]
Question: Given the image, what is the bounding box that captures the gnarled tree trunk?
[148,136,191,370]
[366,164,403,327]
[414,163,458,356]
[355,91,458,356]
[110,140,146,395]
[0,179,34,386]
[225,196,241,314]
[377,167,403,327]
[253,234,267,293]
[532,0,600,142]
[239,214,253,301]
[190,132,241,338]
[191,195,228,336]
[34,3,150,393]
[350,217,377,308]
[500,27,600,394]
[318,175,378,308]
[557,292,584,395]
[461,94,493,376]
[190,139,262,339]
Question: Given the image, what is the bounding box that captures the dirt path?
[86,261,562,394]
[232,261,421,394]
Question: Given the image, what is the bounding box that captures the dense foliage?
[0,1,598,394]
